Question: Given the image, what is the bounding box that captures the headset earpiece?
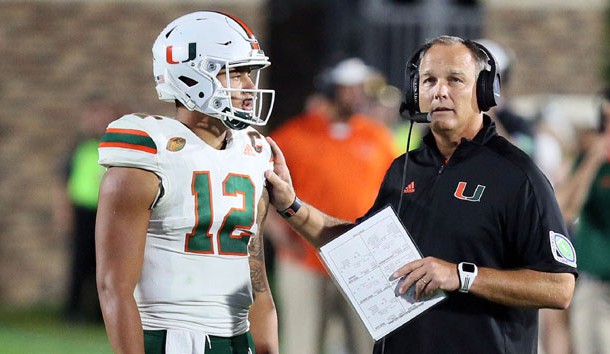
[401,47,425,118]
[471,41,501,112]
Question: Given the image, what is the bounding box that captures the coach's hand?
[265,137,296,211]
[393,257,460,301]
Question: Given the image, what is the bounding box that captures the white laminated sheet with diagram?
[318,205,446,341]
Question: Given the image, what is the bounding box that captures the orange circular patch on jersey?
[166,137,186,152]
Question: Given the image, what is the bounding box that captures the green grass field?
[0,307,111,354]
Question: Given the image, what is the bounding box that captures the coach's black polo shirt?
[362,116,577,354]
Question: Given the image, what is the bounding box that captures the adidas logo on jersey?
[243,144,256,156]
[403,181,415,194]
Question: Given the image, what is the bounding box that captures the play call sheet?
[319,206,446,340]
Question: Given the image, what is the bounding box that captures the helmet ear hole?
[179,76,198,87]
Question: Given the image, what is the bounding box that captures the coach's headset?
[399,38,502,122]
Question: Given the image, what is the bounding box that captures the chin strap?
[222,117,249,130]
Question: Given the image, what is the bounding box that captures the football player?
[95,11,278,354]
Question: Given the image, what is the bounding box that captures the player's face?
[418,43,481,136]
[217,67,256,112]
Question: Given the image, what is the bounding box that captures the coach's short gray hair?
[417,35,489,76]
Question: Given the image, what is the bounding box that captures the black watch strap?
[278,196,303,219]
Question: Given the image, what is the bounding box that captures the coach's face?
[418,43,482,139]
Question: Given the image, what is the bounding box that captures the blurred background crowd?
[0,0,609,353]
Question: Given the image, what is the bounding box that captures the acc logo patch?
[166,137,186,152]
[549,231,577,268]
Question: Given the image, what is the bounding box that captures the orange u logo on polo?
[454,182,486,202]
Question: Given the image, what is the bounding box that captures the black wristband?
[277,196,302,219]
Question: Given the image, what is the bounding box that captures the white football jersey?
[98,113,273,336]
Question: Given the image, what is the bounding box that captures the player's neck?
[177,109,229,150]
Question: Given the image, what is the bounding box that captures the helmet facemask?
[205,60,275,130]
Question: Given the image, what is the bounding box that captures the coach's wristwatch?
[457,262,478,293]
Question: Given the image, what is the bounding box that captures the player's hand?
[265,137,296,210]
[393,257,460,301]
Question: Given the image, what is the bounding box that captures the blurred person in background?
[267,58,396,354]
[534,100,583,354]
[477,39,536,156]
[95,11,278,354]
[54,96,124,323]
[555,89,610,354]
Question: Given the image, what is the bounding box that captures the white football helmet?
[152,11,275,130]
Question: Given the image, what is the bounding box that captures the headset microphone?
[409,112,431,123]
[399,102,431,123]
